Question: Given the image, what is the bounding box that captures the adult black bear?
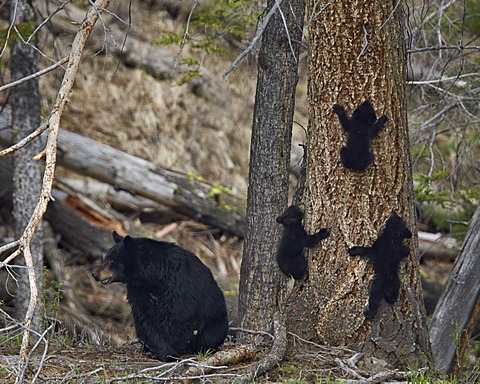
[333,100,388,171]
[275,205,329,280]
[348,212,412,319]
[92,232,228,361]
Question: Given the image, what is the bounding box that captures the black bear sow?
[275,205,329,280]
[348,212,412,319]
[333,100,388,172]
[92,231,229,361]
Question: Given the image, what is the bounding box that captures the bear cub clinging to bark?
[333,100,388,172]
[92,231,229,361]
[275,205,329,280]
[348,212,412,319]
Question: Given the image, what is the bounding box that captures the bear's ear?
[123,235,137,254]
[112,231,124,243]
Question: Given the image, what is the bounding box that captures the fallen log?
[38,0,226,103]
[0,109,247,238]
[0,157,126,256]
[418,231,459,262]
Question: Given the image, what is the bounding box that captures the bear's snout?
[92,268,114,285]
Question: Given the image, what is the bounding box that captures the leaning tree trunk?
[238,0,306,333]
[10,0,44,331]
[285,0,432,367]
[429,204,480,373]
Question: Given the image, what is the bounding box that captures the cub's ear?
[123,235,136,254]
[112,231,124,243]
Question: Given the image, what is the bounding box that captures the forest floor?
[0,337,432,383]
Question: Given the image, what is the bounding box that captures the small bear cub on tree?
[333,100,388,172]
[348,212,412,319]
[275,205,329,280]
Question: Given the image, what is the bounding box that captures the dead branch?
[3,0,112,379]
[224,0,284,79]
[0,123,49,158]
[0,57,68,93]
[183,344,257,380]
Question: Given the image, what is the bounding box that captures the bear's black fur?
[333,100,388,172]
[348,212,412,319]
[92,232,228,361]
[275,205,329,280]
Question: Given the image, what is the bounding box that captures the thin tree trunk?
[286,0,432,366]
[10,0,44,331]
[238,0,306,333]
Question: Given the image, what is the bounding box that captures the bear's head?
[385,212,412,239]
[92,231,135,285]
[276,205,303,226]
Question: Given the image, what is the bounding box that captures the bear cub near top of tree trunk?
[348,212,412,319]
[275,205,329,280]
[333,100,388,172]
[92,231,228,361]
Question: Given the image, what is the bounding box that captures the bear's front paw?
[319,228,329,239]
[332,104,344,114]
[348,247,361,256]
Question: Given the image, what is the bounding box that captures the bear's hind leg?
[384,275,401,304]
[142,337,180,362]
[364,274,386,319]
[196,316,228,354]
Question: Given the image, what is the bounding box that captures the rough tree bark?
[429,204,480,373]
[238,0,306,333]
[9,0,44,331]
[285,0,432,366]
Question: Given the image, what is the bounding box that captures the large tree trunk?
[238,0,306,333]
[286,0,432,366]
[429,204,480,373]
[10,0,44,331]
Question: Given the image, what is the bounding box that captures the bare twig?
[408,44,480,53]
[224,0,284,79]
[0,240,20,255]
[356,0,402,59]
[0,123,49,158]
[171,0,199,77]
[27,0,73,45]
[0,57,69,93]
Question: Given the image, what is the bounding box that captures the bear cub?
[333,100,388,172]
[93,231,228,361]
[275,205,329,280]
[348,212,412,319]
